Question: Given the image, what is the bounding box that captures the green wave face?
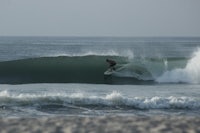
[0,55,187,84]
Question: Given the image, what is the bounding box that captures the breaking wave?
[0,48,200,84]
[156,48,200,84]
[0,90,199,110]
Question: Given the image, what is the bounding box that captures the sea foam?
[156,48,200,84]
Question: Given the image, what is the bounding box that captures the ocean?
[0,36,200,118]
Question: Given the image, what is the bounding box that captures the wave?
[2,48,200,84]
[0,91,199,110]
[0,53,190,84]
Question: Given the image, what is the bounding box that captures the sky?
[0,0,200,37]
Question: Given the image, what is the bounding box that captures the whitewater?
[156,48,200,84]
[0,36,200,117]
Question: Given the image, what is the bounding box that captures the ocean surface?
[0,36,200,117]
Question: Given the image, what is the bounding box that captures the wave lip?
[43,49,134,59]
[48,50,120,57]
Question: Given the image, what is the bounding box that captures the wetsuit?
[106,59,116,70]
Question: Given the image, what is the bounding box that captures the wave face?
[1,48,200,84]
[0,55,130,84]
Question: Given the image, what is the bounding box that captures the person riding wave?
[106,59,116,71]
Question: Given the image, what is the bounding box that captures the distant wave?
[0,91,199,110]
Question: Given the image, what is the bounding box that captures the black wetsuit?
[106,59,116,70]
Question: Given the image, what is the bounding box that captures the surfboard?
[104,68,114,75]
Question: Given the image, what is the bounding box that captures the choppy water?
[0,36,200,117]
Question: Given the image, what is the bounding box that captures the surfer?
[106,59,116,71]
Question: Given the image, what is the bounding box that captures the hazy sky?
[0,0,200,36]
